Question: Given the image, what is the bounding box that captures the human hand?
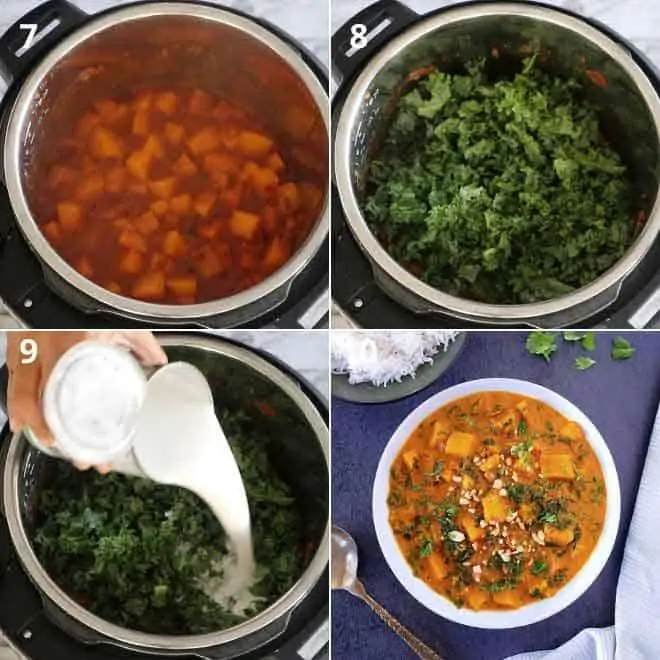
[6,331,167,471]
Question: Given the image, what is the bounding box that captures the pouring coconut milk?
[31,340,257,613]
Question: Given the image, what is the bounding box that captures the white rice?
[331,331,458,387]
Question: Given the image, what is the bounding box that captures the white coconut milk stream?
[132,362,257,613]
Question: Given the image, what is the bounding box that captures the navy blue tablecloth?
[331,331,660,660]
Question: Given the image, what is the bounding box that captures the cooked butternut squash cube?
[75,173,105,201]
[163,230,186,257]
[235,131,273,158]
[135,210,159,235]
[188,89,214,115]
[164,121,185,146]
[540,453,575,481]
[402,450,418,471]
[299,182,323,211]
[480,454,500,472]
[43,221,62,242]
[188,127,222,155]
[492,590,521,608]
[263,237,289,271]
[515,399,530,415]
[172,153,197,177]
[130,181,148,195]
[427,555,448,580]
[149,177,176,199]
[277,182,300,214]
[132,271,165,300]
[492,409,522,434]
[220,186,242,209]
[143,135,163,158]
[57,202,82,230]
[428,419,451,448]
[132,92,152,112]
[204,152,240,174]
[194,192,216,218]
[543,525,574,547]
[75,256,93,278]
[119,249,144,275]
[462,474,475,489]
[166,275,197,298]
[458,512,485,542]
[465,589,490,610]
[126,149,152,180]
[149,200,168,217]
[519,504,536,524]
[230,210,260,240]
[118,229,147,253]
[266,152,285,173]
[249,165,279,194]
[105,166,127,193]
[75,112,101,139]
[94,100,128,125]
[198,221,222,240]
[445,431,478,457]
[48,165,77,190]
[89,126,123,159]
[482,492,508,523]
[154,91,177,115]
[559,421,585,444]
[196,246,223,278]
[132,109,150,136]
[170,193,192,215]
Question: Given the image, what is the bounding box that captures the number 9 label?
[350,24,368,51]
[20,338,38,365]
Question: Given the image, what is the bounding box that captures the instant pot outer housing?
[0,0,329,329]
[332,0,660,328]
[0,334,329,659]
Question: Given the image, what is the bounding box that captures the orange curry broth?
[27,87,325,304]
[388,391,606,611]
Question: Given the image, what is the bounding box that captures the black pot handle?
[331,0,418,85]
[0,0,86,84]
[0,363,8,416]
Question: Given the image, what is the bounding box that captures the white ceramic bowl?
[372,378,621,629]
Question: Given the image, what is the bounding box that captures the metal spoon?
[331,525,443,660]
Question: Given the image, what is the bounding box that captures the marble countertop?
[0,0,329,329]
[0,329,327,659]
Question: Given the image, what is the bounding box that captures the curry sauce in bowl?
[373,379,620,629]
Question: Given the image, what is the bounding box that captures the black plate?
[332,333,467,403]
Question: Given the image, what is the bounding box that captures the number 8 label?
[350,24,368,50]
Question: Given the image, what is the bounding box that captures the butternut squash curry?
[388,392,606,611]
[29,87,325,304]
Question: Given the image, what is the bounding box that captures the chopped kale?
[32,411,305,635]
[365,58,633,305]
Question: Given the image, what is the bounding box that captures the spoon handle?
[357,585,443,660]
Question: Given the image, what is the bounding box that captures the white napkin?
[508,400,660,660]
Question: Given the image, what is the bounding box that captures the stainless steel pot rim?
[334,2,660,321]
[4,2,329,321]
[3,334,329,651]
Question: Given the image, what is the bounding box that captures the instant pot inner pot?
[350,12,659,226]
[15,344,327,634]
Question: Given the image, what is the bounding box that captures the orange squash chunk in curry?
[29,87,325,304]
[388,392,606,611]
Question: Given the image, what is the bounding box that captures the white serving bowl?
[372,378,621,629]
